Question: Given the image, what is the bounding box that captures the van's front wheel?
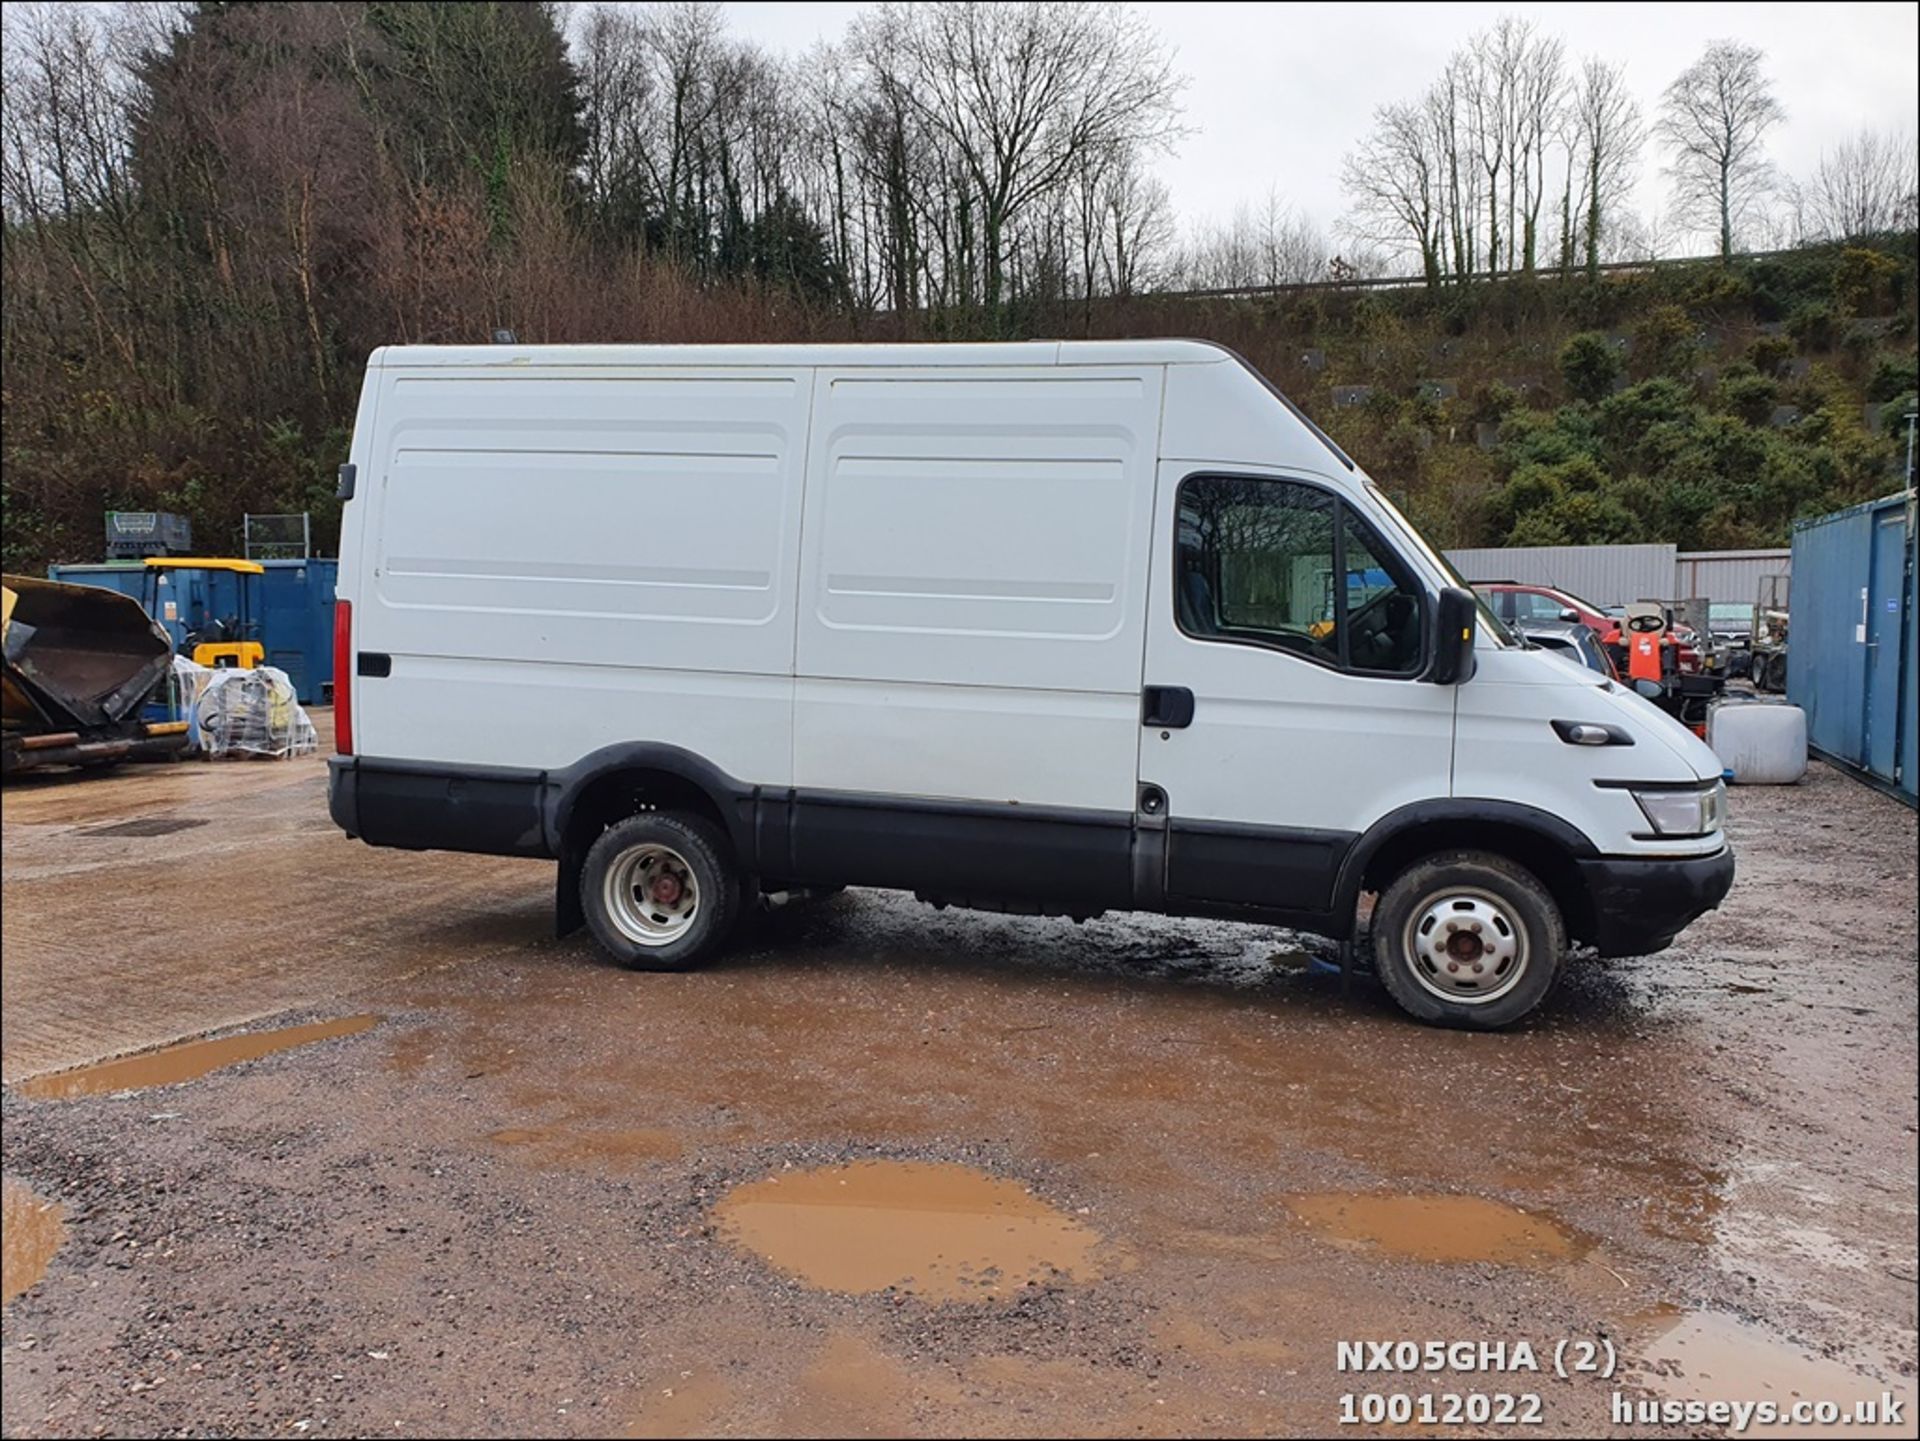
[1370,851,1565,1029]
[581,812,741,971]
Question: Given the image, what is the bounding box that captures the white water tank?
[1709,699,1807,785]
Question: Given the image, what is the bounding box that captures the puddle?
[1626,1311,1916,1438]
[1285,1193,1583,1265]
[713,1160,1103,1302]
[2,1178,67,1305]
[625,1365,730,1440]
[80,816,209,838]
[15,1016,380,1099]
[782,1332,961,1435]
[488,1124,680,1169]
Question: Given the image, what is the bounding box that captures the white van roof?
[370,339,1234,369]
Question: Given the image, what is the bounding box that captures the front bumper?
[1575,846,1735,957]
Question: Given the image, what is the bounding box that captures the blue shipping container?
[258,559,338,705]
[47,559,337,705]
[1788,491,1917,804]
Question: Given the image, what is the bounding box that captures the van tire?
[1370,851,1565,1029]
[581,811,742,971]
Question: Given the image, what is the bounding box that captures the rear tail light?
[333,599,353,755]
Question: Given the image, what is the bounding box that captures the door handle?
[1142,686,1195,728]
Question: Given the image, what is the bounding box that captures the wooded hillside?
[3,2,1914,572]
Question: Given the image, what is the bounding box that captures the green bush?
[1879,392,1919,434]
[1788,302,1837,351]
[1748,334,1794,376]
[1714,363,1779,427]
[1560,331,1622,403]
[1834,247,1899,316]
[1867,356,1919,403]
[1633,304,1699,380]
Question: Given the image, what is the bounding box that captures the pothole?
[2,1178,66,1305]
[15,1016,380,1099]
[1284,1192,1584,1265]
[713,1159,1103,1302]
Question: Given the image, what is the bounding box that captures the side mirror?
[1634,679,1663,699]
[1426,587,1478,685]
[1558,607,1581,623]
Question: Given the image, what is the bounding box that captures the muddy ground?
[2,739,1915,1438]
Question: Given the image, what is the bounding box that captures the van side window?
[1176,476,1424,675]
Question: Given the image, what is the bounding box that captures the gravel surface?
[2,756,1914,1437]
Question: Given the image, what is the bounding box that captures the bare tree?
[1510,23,1564,274]
[1802,128,1919,241]
[1568,57,1644,278]
[1657,40,1782,260]
[1339,99,1444,286]
[1096,153,1173,296]
[851,1,1182,317]
[1460,27,1511,274]
[1433,58,1478,281]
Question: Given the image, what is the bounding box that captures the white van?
[328,340,1732,1028]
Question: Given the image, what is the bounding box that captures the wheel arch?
[1335,801,1600,945]
[548,743,751,861]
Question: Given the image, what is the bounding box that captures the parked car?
[1708,602,1754,648]
[1474,581,1613,632]
[1478,583,1704,675]
[328,340,1733,1030]
[1515,620,1619,679]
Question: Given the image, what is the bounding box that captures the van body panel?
[792,364,1162,812]
[368,653,792,782]
[1452,648,1725,860]
[791,678,1140,813]
[352,364,809,765]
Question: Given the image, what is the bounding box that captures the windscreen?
[1363,485,1514,646]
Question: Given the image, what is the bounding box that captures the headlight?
[1632,782,1724,836]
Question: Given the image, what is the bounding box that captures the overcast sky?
[724,1,1920,251]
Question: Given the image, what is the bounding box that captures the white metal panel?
[1451,646,1725,857]
[371,339,1225,371]
[790,679,1139,811]
[1160,357,1360,475]
[356,655,792,781]
[352,364,810,770]
[792,365,1162,808]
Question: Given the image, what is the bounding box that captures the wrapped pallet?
[192,665,317,759]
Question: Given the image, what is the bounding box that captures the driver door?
[1138,467,1456,918]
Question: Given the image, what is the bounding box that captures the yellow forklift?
[142,558,266,670]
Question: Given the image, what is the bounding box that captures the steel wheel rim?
[1402,886,1527,1004]
[604,842,701,947]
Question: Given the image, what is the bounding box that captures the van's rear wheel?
[1370,851,1565,1029]
[581,812,741,971]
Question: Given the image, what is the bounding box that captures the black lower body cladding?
[330,754,1734,960]
[1574,848,1735,957]
[328,755,1350,926]
[329,757,549,858]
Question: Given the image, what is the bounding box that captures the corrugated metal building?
[1442,543,1792,608]
[1674,549,1792,607]
[1443,544,1675,608]
[1787,491,1916,804]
